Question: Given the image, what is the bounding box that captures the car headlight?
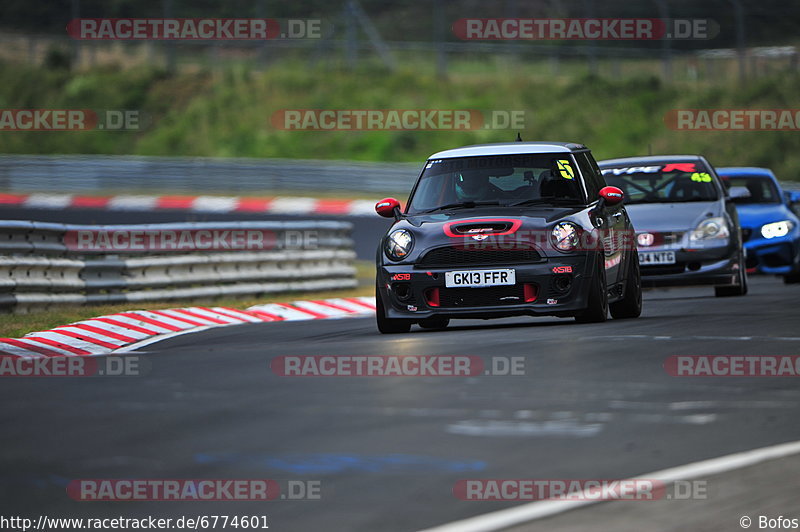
[690,217,730,241]
[550,222,581,252]
[384,229,414,261]
[761,220,795,239]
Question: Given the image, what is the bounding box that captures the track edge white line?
[417,438,800,532]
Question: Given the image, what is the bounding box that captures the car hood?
[381,206,591,263]
[735,203,796,229]
[625,201,720,232]
[405,206,586,227]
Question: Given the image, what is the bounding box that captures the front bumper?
[743,235,800,275]
[377,253,599,320]
[638,244,738,287]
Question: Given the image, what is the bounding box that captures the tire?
[610,251,642,319]
[714,251,748,297]
[418,317,450,330]
[376,283,412,334]
[784,272,800,284]
[575,254,608,323]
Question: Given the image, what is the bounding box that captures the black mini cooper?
[374,141,642,333]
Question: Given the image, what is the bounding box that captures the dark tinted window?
[407,154,587,213]
[600,160,720,204]
[575,152,603,201]
[586,153,608,187]
[721,175,781,204]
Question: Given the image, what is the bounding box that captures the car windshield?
[601,161,720,204]
[721,175,782,204]
[406,154,586,214]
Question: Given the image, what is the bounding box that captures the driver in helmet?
[455,170,499,202]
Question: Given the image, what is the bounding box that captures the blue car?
[717,167,800,284]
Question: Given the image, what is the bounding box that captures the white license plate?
[639,251,676,265]
[445,269,516,288]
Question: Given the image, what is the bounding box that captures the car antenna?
[516,132,522,142]
[647,143,653,156]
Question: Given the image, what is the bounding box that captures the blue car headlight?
[761,220,795,239]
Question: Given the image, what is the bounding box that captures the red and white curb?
[0,193,384,217]
[0,297,376,358]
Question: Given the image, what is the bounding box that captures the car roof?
[429,142,587,159]
[598,155,703,167]
[717,167,776,178]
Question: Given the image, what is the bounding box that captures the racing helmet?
[455,170,489,201]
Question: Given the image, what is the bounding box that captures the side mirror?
[375,198,401,219]
[599,186,624,206]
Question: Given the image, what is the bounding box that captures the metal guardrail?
[0,220,357,313]
[697,46,797,59]
[0,155,420,195]
[2,155,796,199]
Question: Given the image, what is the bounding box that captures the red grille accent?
[524,284,538,302]
[425,287,440,307]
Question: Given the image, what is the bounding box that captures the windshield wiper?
[420,200,501,213]
[509,198,582,207]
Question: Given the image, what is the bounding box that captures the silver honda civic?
[598,155,747,297]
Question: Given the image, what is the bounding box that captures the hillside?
[0,60,798,181]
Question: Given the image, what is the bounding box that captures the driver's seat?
[540,172,577,199]
[507,171,537,200]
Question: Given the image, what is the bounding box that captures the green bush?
[0,60,798,182]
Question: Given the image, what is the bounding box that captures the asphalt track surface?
[3,207,800,530]
[2,271,800,531]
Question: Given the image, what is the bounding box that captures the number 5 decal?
[557,160,575,180]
